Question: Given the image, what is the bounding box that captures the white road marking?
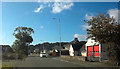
[52,58,80,65]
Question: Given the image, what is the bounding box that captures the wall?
[61,55,87,61]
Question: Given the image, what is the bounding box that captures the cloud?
[83,8,119,31]
[37,0,73,2]
[34,5,43,13]
[81,24,91,30]
[85,8,119,21]
[52,2,73,13]
[85,14,94,20]
[107,8,119,20]
[40,26,44,29]
[35,0,74,14]
[74,34,87,41]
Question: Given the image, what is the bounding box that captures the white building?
[69,45,74,56]
[85,38,107,61]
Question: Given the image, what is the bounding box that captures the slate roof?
[71,38,86,51]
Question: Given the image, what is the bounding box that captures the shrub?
[2,64,13,69]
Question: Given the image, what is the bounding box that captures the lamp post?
[53,18,61,57]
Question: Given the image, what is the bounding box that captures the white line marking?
[52,58,80,65]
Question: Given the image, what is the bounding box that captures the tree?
[84,13,120,65]
[28,45,35,53]
[2,45,13,53]
[13,27,34,43]
[12,27,34,56]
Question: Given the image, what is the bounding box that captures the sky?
[1,0,120,2]
[1,2,119,45]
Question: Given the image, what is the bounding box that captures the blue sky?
[1,2,118,45]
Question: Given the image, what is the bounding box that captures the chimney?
[74,38,78,41]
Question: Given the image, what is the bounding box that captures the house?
[34,48,39,54]
[85,38,108,61]
[62,38,86,56]
[80,45,86,57]
[61,44,70,55]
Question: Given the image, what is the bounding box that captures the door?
[87,46,93,57]
[94,45,100,57]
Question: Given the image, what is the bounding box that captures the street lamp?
[53,18,61,57]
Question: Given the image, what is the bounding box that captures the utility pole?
[53,18,61,56]
[59,18,61,57]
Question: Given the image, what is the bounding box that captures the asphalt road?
[21,57,82,67]
[2,56,118,67]
[3,57,82,67]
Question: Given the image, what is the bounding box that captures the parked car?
[40,53,47,57]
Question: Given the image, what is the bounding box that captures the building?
[62,38,86,56]
[85,38,108,61]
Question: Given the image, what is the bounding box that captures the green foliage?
[28,45,35,54]
[2,46,14,53]
[2,64,13,69]
[12,27,34,57]
[105,42,120,65]
[13,27,34,43]
[84,13,120,43]
[12,40,28,55]
[84,13,120,65]
[2,53,17,60]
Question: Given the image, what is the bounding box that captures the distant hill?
[28,38,87,53]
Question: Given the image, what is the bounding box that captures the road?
[2,56,117,67]
[3,57,81,67]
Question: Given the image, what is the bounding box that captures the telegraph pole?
[59,18,61,56]
[53,18,61,56]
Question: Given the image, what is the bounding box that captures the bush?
[7,53,17,59]
[106,42,120,66]
[2,53,16,60]
[17,54,27,59]
[2,64,13,69]
[2,52,27,60]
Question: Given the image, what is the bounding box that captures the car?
[40,53,48,57]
